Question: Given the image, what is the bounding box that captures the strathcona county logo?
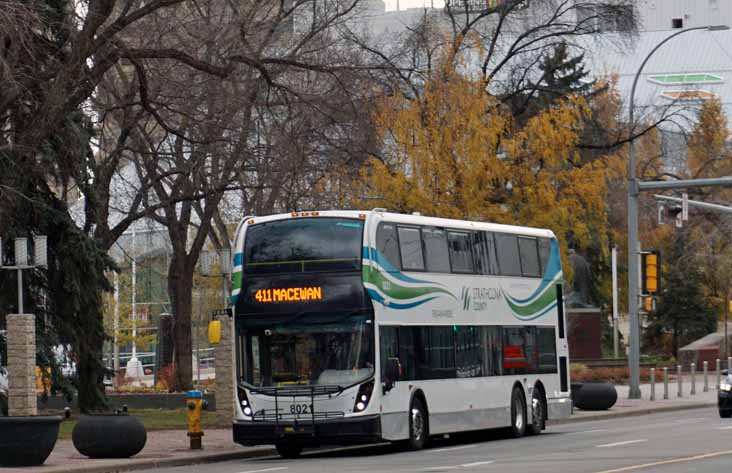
[461,287,501,311]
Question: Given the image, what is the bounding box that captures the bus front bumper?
[233,414,382,447]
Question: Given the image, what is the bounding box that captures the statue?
[566,248,595,308]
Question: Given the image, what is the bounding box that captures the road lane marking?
[566,429,608,435]
[424,460,494,470]
[717,425,732,430]
[430,444,479,453]
[461,461,494,467]
[674,418,704,424]
[596,439,647,448]
[239,468,288,473]
[592,449,732,473]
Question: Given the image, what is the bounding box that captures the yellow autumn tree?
[688,98,730,178]
[354,59,619,275]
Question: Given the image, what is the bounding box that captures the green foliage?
[643,231,717,356]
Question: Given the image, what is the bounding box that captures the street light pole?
[627,25,728,399]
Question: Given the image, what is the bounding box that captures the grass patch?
[52,408,225,440]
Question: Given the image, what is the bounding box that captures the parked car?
[0,366,8,416]
[0,366,7,394]
[719,371,732,418]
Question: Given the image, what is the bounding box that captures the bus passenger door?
[379,325,412,441]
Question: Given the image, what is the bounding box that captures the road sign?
[682,193,689,220]
[210,307,232,319]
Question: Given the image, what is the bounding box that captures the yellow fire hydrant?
[186,390,206,449]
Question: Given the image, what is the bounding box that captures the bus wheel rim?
[515,400,523,430]
[411,408,423,440]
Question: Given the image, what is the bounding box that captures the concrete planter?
[72,414,147,458]
[0,416,62,466]
[571,381,618,411]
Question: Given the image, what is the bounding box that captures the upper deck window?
[398,226,425,271]
[244,218,363,274]
[448,231,475,273]
[518,237,541,278]
[376,223,401,271]
[495,233,522,276]
[422,227,451,273]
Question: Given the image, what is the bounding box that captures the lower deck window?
[380,324,557,381]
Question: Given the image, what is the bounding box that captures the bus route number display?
[254,287,323,303]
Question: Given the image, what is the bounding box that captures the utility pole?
[612,245,619,358]
[626,25,729,399]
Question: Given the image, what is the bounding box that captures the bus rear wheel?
[509,387,527,438]
[408,397,428,450]
[528,389,545,435]
[275,442,303,459]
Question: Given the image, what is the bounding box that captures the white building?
[635,0,732,31]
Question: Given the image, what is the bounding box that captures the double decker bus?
[226,210,571,458]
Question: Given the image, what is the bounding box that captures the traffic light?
[641,251,660,295]
[643,296,654,312]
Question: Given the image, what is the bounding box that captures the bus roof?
[240,210,556,240]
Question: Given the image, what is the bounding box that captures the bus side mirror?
[383,357,401,393]
[208,320,221,345]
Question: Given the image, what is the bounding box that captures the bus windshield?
[239,312,374,388]
[244,218,364,274]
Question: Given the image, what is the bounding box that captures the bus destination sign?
[254,287,323,303]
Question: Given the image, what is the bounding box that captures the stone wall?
[215,317,234,424]
[7,314,37,416]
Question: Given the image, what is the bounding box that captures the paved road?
[140,408,732,473]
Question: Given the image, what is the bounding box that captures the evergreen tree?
[1,0,114,411]
[643,231,717,357]
[506,42,596,124]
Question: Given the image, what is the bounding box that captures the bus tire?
[408,397,428,450]
[509,387,527,438]
[275,442,303,459]
[528,388,546,435]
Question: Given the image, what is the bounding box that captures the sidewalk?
[552,380,718,424]
[0,429,274,473]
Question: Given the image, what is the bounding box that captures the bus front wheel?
[275,442,303,459]
[509,387,527,438]
[408,397,428,450]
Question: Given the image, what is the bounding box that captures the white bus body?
[229,210,571,456]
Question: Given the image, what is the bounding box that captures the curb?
[32,447,277,473]
[548,402,716,425]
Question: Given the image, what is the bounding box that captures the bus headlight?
[353,381,375,413]
[238,386,253,417]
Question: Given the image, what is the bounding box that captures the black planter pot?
[572,381,618,411]
[72,414,147,458]
[0,416,62,466]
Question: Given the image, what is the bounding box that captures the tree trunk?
[169,255,194,392]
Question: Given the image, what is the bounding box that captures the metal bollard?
[663,367,669,399]
[677,364,683,397]
[718,359,722,389]
[650,368,656,401]
[691,362,696,395]
[728,357,732,373]
[704,361,709,392]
